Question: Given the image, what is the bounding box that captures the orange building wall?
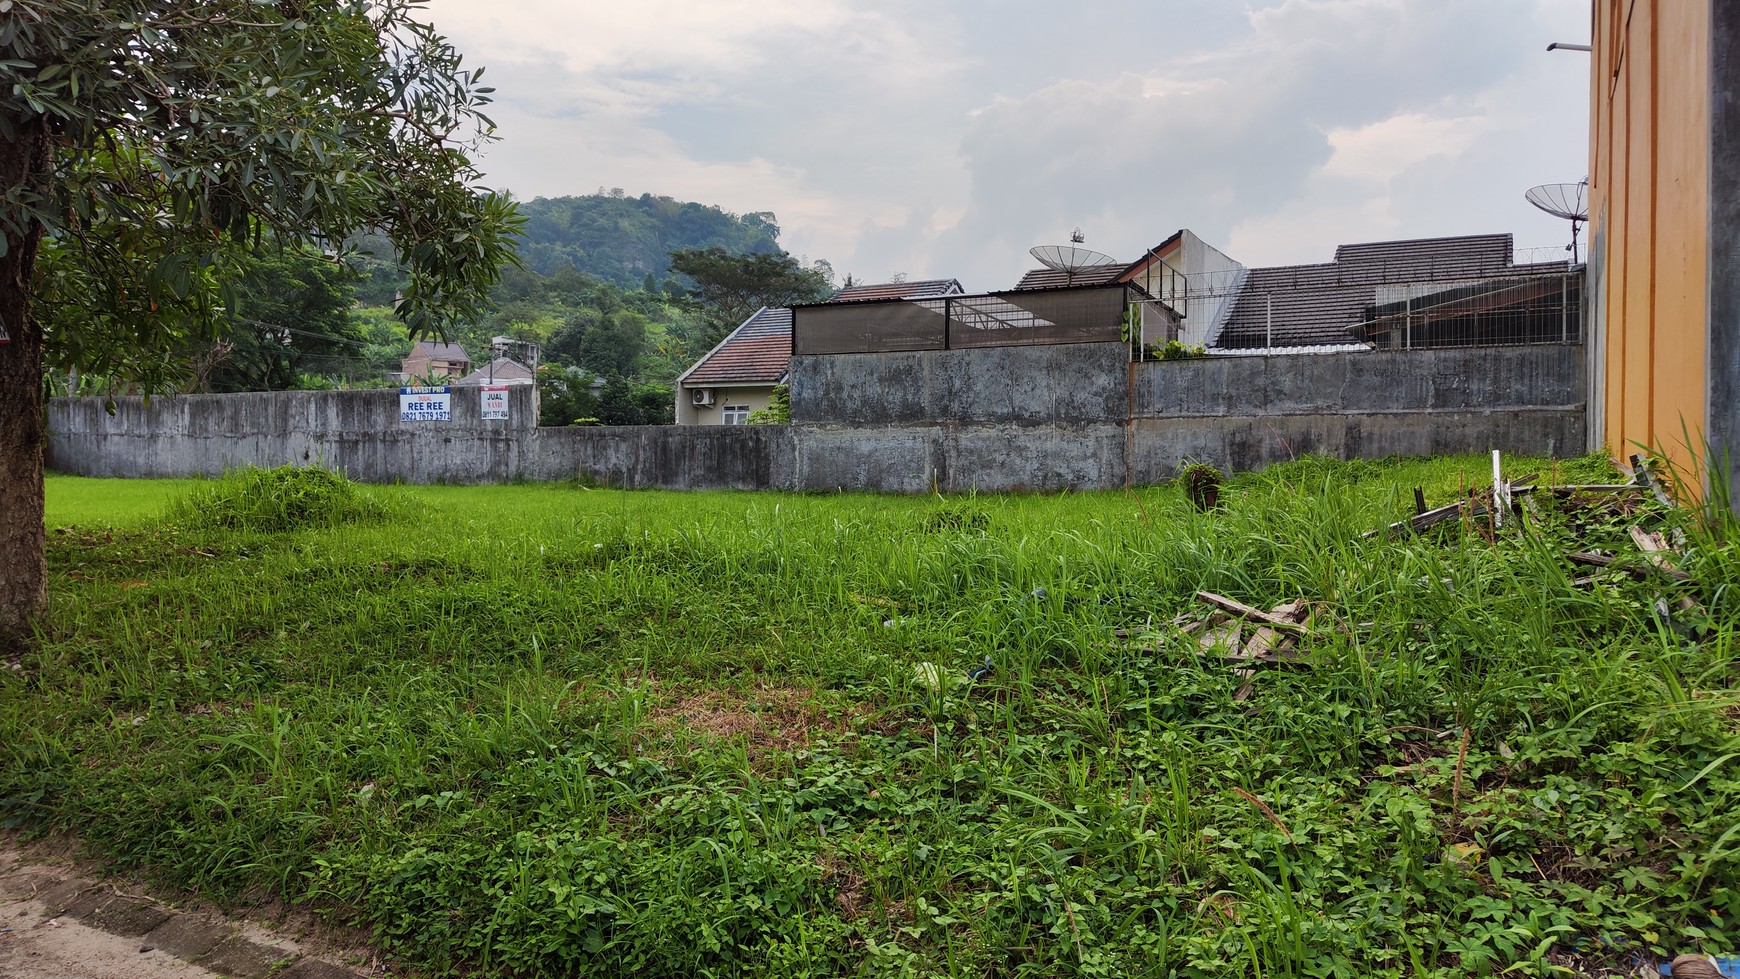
[1589,0,1709,474]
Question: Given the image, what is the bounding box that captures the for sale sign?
[399,385,452,421]
[481,385,510,420]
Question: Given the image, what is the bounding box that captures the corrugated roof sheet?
[1215,234,1572,349]
[682,307,793,386]
[1012,264,1125,290]
[832,278,962,302]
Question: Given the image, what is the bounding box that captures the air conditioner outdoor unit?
[691,388,715,406]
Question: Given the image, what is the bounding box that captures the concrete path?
[0,835,373,979]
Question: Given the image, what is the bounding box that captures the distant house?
[454,357,536,386]
[1007,230,1578,353]
[676,279,963,425]
[400,340,471,380]
[1214,234,1578,352]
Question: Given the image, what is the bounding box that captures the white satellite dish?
[1029,244,1118,285]
[1525,181,1589,262]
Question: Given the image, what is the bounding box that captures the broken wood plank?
[1267,600,1305,624]
[1568,549,1690,581]
[1232,668,1256,702]
[1492,450,1506,529]
[1199,620,1243,653]
[1195,592,1307,632]
[1413,487,1427,515]
[1514,483,1648,494]
[1231,627,1308,667]
[1366,500,1490,538]
[1628,525,1682,575]
[1630,454,1678,508]
[1243,626,1280,659]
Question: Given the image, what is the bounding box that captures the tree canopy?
[513,192,782,285]
[667,247,835,348]
[0,0,521,641]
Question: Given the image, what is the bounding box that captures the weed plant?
[4,454,1738,977]
[166,465,402,532]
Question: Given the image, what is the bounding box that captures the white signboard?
[399,385,452,422]
[481,385,510,420]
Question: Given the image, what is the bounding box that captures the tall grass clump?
[166,465,401,532]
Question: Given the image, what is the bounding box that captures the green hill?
[514,191,783,285]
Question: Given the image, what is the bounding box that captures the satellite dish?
[1029,244,1118,284]
[1525,181,1588,262]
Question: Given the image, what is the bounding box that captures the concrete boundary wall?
[47,344,1585,491]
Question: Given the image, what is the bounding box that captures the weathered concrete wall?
[788,343,1129,492]
[786,342,1584,490]
[46,386,786,490]
[792,343,1129,425]
[48,385,535,483]
[48,343,1586,491]
[527,425,793,489]
[1125,344,1586,479]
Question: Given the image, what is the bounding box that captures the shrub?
[1179,461,1224,511]
[167,465,399,532]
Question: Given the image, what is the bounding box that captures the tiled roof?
[1012,264,1126,290]
[1215,234,1571,349]
[455,358,535,385]
[832,278,963,302]
[407,340,470,362]
[682,307,793,386]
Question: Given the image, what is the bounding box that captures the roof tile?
[1013,264,1125,290]
[832,279,962,302]
[683,308,793,385]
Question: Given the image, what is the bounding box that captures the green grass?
[42,473,195,527]
[6,456,1739,978]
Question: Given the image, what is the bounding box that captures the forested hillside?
[513,190,784,285]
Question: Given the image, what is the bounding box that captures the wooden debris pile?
[1370,451,1679,541]
[1118,591,1320,701]
[1368,451,1708,639]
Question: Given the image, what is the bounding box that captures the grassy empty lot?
[4,457,1738,977]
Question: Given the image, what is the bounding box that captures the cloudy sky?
[427,0,1592,291]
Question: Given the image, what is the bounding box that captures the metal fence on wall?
[792,285,1133,355]
[1166,269,1585,351]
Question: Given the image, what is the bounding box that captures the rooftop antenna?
[1030,228,1116,285]
[1524,181,1588,263]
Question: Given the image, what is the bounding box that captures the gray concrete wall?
[48,343,1585,492]
[46,386,785,490]
[1126,344,1586,479]
[48,385,536,483]
[527,425,793,490]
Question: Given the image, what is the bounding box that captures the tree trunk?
[0,117,51,650]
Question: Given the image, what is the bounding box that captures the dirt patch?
[649,683,848,756]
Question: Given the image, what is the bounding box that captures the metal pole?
[1265,295,1272,348]
[1405,295,1412,350]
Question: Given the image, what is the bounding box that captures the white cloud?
[427,0,1592,289]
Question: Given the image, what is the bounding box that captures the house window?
[721,404,751,425]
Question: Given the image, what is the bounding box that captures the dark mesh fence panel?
[792,286,1129,355]
[948,288,1126,348]
[793,298,947,355]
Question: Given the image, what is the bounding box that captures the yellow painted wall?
[676,385,775,426]
[1589,0,1709,474]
